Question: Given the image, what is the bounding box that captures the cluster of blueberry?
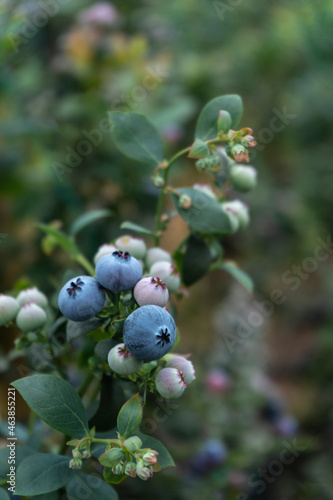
[57,236,195,399]
[0,287,48,331]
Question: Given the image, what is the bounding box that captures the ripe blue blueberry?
[95,251,142,292]
[58,276,105,322]
[123,305,176,361]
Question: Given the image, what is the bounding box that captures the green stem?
[155,146,191,243]
[91,438,120,445]
[78,371,95,398]
[76,254,95,276]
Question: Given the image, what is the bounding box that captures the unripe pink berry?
[93,244,117,264]
[205,369,231,394]
[115,235,146,260]
[145,247,172,269]
[107,343,143,375]
[155,367,188,399]
[17,287,48,309]
[16,303,47,331]
[166,356,195,384]
[0,295,20,326]
[134,277,169,307]
[149,261,180,293]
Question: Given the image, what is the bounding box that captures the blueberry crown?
[112,250,131,260]
[155,328,171,347]
[67,278,84,298]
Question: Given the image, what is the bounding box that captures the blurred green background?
[1,0,333,498]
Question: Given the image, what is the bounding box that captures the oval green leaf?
[109,112,164,168]
[67,473,118,500]
[15,454,74,496]
[195,94,243,140]
[99,448,125,468]
[172,188,232,235]
[70,210,112,237]
[12,374,89,437]
[117,393,142,438]
[182,234,212,286]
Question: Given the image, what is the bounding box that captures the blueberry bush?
[0,94,258,497]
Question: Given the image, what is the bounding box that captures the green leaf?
[67,472,118,500]
[187,138,210,159]
[34,492,60,500]
[182,234,212,286]
[0,489,10,500]
[117,393,142,438]
[109,112,164,168]
[15,454,74,495]
[120,221,156,238]
[195,95,243,141]
[70,210,112,237]
[172,188,232,235]
[38,224,80,258]
[103,467,127,484]
[0,445,36,485]
[214,261,254,293]
[12,375,89,437]
[98,448,125,467]
[66,318,105,342]
[95,339,118,362]
[136,432,175,468]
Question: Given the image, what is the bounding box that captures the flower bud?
[93,244,117,264]
[222,200,249,229]
[16,303,47,331]
[17,287,48,309]
[115,235,147,260]
[243,135,256,148]
[124,436,142,454]
[152,175,165,188]
[149,262,180,294]
[124,461,137,477]
[155,367,188,399]
[145,247,172,269]
[193,184,216,199]
[72,449,82,459]
[69,458,82,469]
[136,459,153,480]
[134,277,169,307]
[108,343,143,375]
[205,369,231,394]
[230,165,257,192]
[113,463,124,475]
[0,295,20,326]
[231,144,249,163]
[179,194,192,209]
[142,450,158,465]
[166,356,195,384]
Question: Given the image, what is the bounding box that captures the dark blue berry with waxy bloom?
[123,305,176,361]
[58,276,105,322]
[95,251,142,292]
